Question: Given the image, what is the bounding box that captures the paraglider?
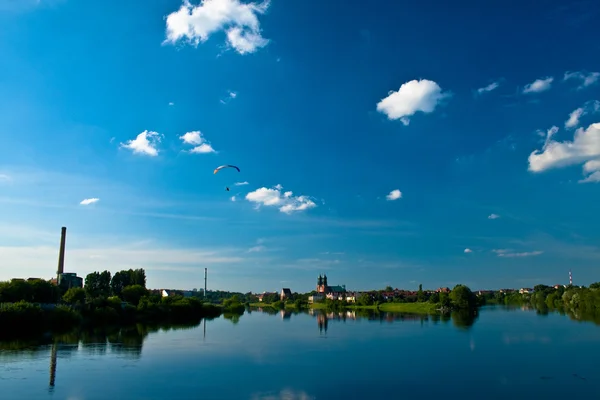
[213,165,240,192]
[213,165,240,174]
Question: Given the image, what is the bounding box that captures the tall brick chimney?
[57,227,66,279]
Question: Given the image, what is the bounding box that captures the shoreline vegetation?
[2,271,599,339]
[0,269,246,340]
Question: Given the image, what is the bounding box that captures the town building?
[58,272,83,289]
[280,288,292,301]
[310,274,356,303]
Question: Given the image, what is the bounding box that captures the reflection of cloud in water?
[252,388,314,400]
[503,333,551,345]
[469,338,475,351]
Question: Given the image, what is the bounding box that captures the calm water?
[1,306,599,399]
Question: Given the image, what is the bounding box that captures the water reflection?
[304,309,479,334]
[0,320,213,393]
[304,308,477,333]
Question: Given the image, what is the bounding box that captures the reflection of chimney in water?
[57,227,67,280]
[49,341,57,391]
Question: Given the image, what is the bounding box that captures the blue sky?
[1,0,599,293]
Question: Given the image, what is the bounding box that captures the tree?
[384,286,393,292]
[85,270,112,299]
[357,293,374,306]
[63,287,86,304]
[129,269,147,288]
[417,284,425,302]
[28,279,59,303]
[110,271,132,297]
[121,285,148,306]
[429,292,440,304]
[449,284,476,309]
[439,292,451,307]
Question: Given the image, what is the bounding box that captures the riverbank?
[0,298,224,339]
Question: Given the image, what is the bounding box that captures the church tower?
[317,274,323,293]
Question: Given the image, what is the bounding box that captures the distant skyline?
[1,0,599,292]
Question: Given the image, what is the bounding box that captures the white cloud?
[0,174,10,182]
[522,76,553,94]
[248,245,265,253]
[528,122,600,182]
[488,213,500,220]
[179,130,217,154]
[376,79,450,125]
[245,184,316,214]
[234,181,249,186]
[580,160,600,183]
[493,249,543,258]
[80,198,99,206]
[566,108,585,129]
[169,102,175,106]
[120,130,162,156]
[476,81,500,95]
[385,189,402,201]
[163,0,271,55]
[565,100,600,129]
[464,248,473,253]
[564,71,600,89]
[230,195,236,202]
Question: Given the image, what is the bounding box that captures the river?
[0,306,598,399]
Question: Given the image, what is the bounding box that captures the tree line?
[0,268,224,339]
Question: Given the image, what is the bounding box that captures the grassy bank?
[376,302,438,314]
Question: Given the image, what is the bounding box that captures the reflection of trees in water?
[0,320,205,393]
[531,304,600,325]
[223,313,242,324]
[451,309,478,330]
[309,308,474,332]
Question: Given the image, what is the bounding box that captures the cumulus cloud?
[476,81,500,95]
[488,213,500,220]
[565,100,600,129]
[564,71,600,89]
[179,130,217,154]
[169,102,175,106]
[230,195,236,202]
[522,77,553,94]
[163,0,271,55]
[580,160,600,183]
[528,122,600,183]
[245,184,316,214]
[464,248,473,253]
[120,130,163,156]
[376,79,451,125]
[493,249,543,258]
[80,198,99,205]
[234,181,249,186]
[385,189,402,201]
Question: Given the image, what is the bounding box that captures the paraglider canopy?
[213,165,240,174]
